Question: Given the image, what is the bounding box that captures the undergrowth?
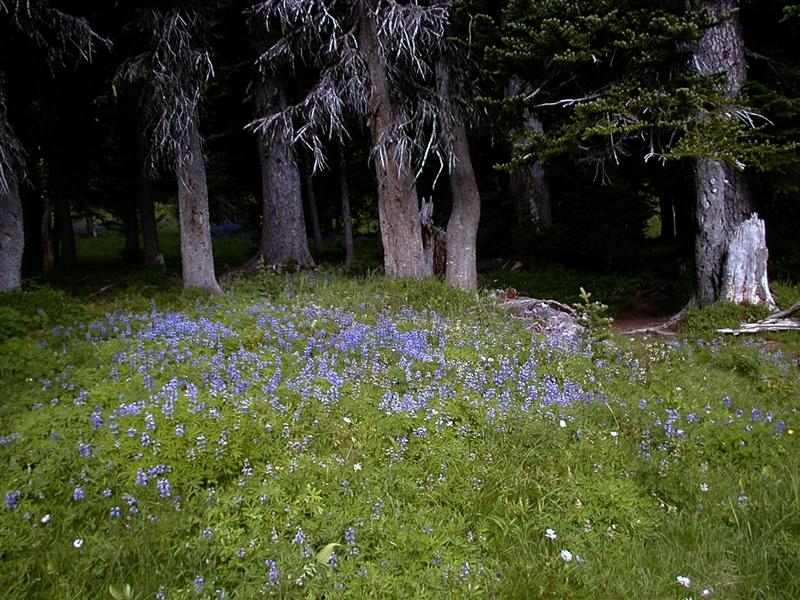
[0,270,798,599]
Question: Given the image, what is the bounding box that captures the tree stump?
[719,214,775,309]
[420,199,447,279]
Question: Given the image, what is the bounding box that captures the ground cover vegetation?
[1,256,799,598]
[2,0,800,597]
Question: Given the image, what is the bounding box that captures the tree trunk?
[122,197,140,265]
[38,82,77,266]
[339,147,355,265]
[85,212,97,238]
[0,86,25,291]
[691,0,773,307]
[41,208,55,278]
[435,55,481,290]
[358,1,425,278]
[507,79,552,232]
[693,160,752,305]
[659,194,675,240]
[176,117,221,293]
[719,215,775,307]
[0,173,23,292]
[137,118,162,267]
[420,198,447,278]
[52,164,77,265]
[253,75,314,269]
[304,160,323,249]
[445,122,481,291]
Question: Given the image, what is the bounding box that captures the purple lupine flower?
[194,576,204,593]
[5,490,20,509]
[344,527,356,545]
[72,487,85,501]
[78,442,92,458]
[202,529,213,540]
[109,506,121,518]
[136,469,148,486]
[156,478,171,499]
[292,527,305,544]
[265,559,280,584]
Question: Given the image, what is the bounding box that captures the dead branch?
[620,325,677,338]
[717,301,800,335]
[498,296,577,315]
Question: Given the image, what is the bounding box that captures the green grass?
[1,242,799,599]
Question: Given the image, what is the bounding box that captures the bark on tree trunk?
[719,215,775,307]
[0,173,24,291]
[358,1,425,278]
[420,198,447,278]
[304,160,323,249]
[41,208,55,278]
[52,166,77,265]
[38,82,77,266]
[85,213,97,238]
[339,147,355,265]
[122,198,140,265]
[176,117,221,293]
[0,86,24,291]
[137,118,162,267]
[435,55,481,290]
[445,122,481,291]
[254,75,314,269]
[22,186,43,275]
[659,194,675,241]
[507,79,552,232]
[691,0,773,307]
[693,159,753,305]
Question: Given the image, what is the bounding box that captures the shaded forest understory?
[1,0,799,309]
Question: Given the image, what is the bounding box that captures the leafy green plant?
[573,287,614,340]
[0,306,34,342]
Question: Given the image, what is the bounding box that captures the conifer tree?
[120,7,221,293]
[0,0,106,291]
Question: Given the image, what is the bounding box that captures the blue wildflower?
[5,490,20,509]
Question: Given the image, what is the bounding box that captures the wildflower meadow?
[1,274,798,598]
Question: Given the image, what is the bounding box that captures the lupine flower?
[545,528,557,540]
[72,487,85,501]
[344,528,356,545]
[677,576,691,588]
[156,478,171,498]
[560,549,573,562]
[265,559,280,584]
[292,527,305,544]
[5,491,20,509]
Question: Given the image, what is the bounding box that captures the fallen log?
[717,301,800,335]
[619,325,677,338]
